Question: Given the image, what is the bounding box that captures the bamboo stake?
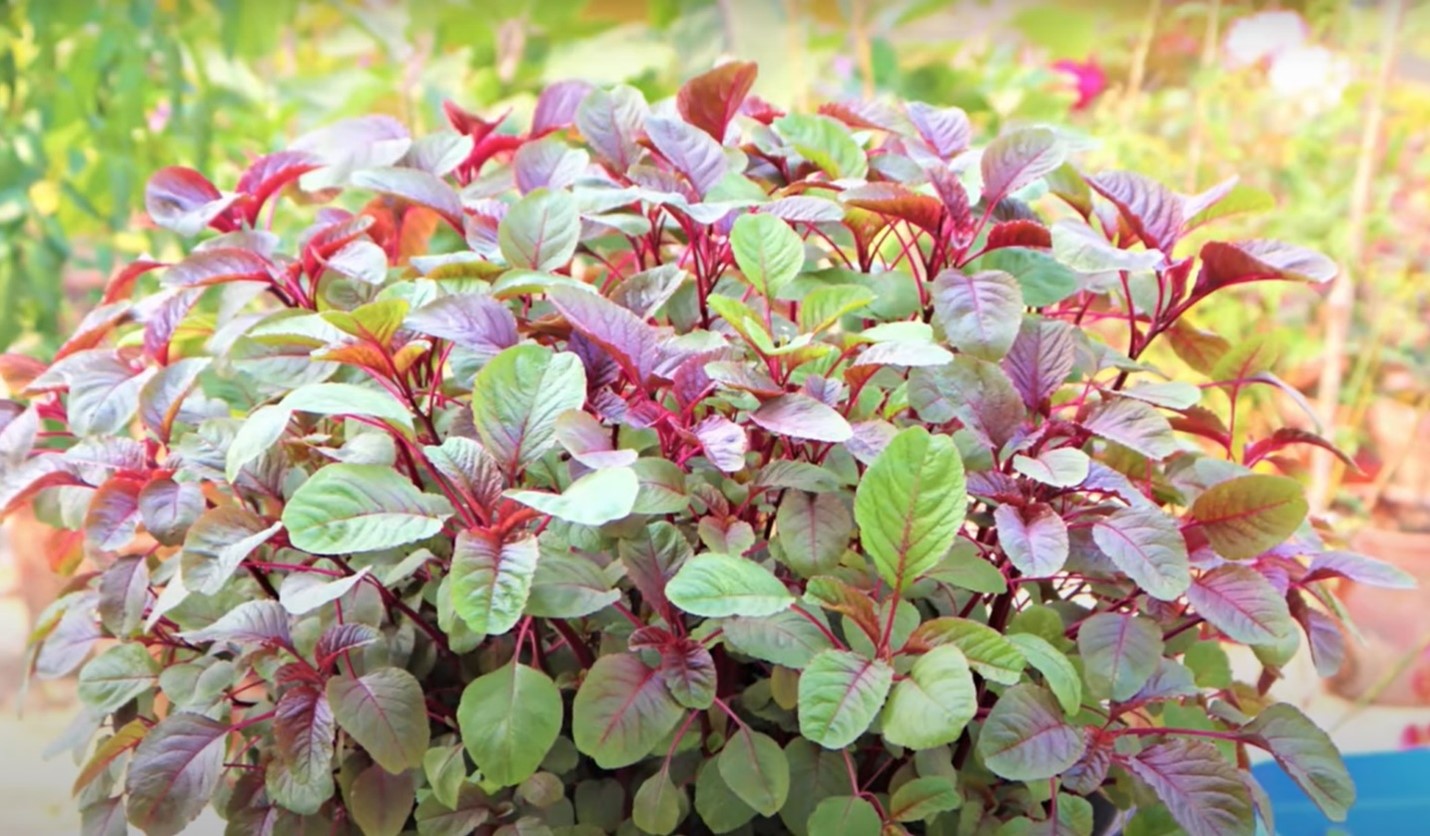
[1310,0,1407,513]
[1186,0,1221,191]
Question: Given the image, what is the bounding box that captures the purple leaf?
[406,293,519,360]
[1078,612,1163,701]
[351,166,464,230]
[1090,508,1191,600]
[99,555,150,638]
[555,409,638,469]
[1083,396,1178,461]
[930,269,1024,361]
[751,394,853,443]
[994,503,1069,576]
[976,684,1085,780]
[1188,564,1294,645]
[235,150,324,217]
[124,713,230,836]
[316,623,381,666]
[1123,739,1255,836]
[533,79,594,134]
[178,600,292,647]
[326,667,430,774]
[981,128,1064,205]
[1240,703,1354,822]
[84,476,144,551]
[1304,550,1415,589]
[758,196,847,223]
[548,286,663,386]
[1086,170,1185,253]
[137,477,204,546]
[908,356,1025,450]
[694,414,748,473]
[145,166,238,236]
[513,137,590,194]
[162,247,273,288]
[576,85,648,170]
[646,116,729,196]
[274,684,336,788]
[905,101,972,159]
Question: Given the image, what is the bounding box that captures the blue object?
[1252,748,1430,835]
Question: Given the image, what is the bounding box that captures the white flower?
[1269,45,1352,111]
[1223,10,1308,68]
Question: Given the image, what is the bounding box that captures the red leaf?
[1195,240,1338,295]
[1244,427,1356,470]
[985,219,1052,250]
[842,184,944,234]
[145,166,237,235]
[235,150,323,223]
[99,259,165,305]
[818,99,901,131]
[548,286,663,387]
[676,61,758,141]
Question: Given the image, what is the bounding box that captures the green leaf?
[973,247,1079,307]
[976,684,1085,780]
[719,727,790,816]
[797,649,893,749]
[630,457,689,514]
[451,530,539,636]
[1090,508,1191,601]
[723,607,834,669]
[423,744,468,811]
[910,617,1026,684]
[1191,474,1308,560]
[472,345,587,474]
[730,213,804,299]
[282,463,452,555]
[1185,640,1233,689]
[806,796,882,836]
[889,775,961,822]
[1007,633,1081,716]
[931,269,1024,361]
[1123,739,1254,836]
[1011,448,1090,488]
[326,667,430,774]
[1242,703,1354,822]
[798,284,876,334]
[348,764,415,836]
[854,426,966,592]
[458,662,562,787]
[881,645,976,749]
[77,643,158,715]
[775,491,853,578]
[281,382,415,431]
[633,771,683,835]
[666,553,795,617]
[124,713,228,836]
[499,188,580,271]
[924,540,1007,594]
[1077,613,1164,702]
[278,566,370,616]
[695,759,757,833]
[773,114,869,179]
[506,466,638,527]
[525,552,620,618]
[572,653,685,769]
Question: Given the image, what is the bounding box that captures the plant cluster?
[2,61,1411,836]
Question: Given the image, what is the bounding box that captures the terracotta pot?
[1330,525,1430,705]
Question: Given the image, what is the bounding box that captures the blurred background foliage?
[1,0,1426,518]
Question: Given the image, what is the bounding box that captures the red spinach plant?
[2,62,1405,836]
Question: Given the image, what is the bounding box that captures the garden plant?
[2,61,1412,836]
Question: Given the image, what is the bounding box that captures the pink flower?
[147,100,171,133]
[1053,58,1107,111]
